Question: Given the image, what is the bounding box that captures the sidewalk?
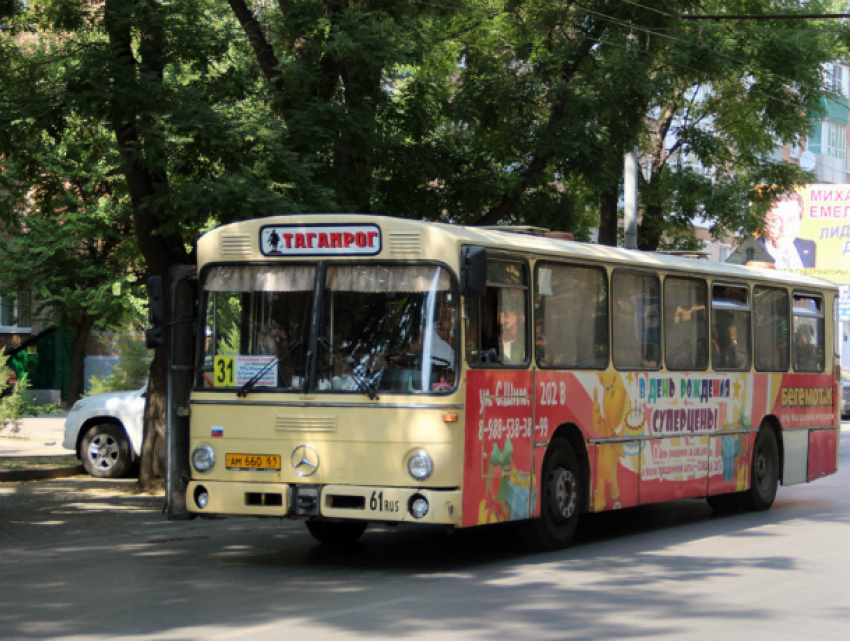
[0,414,84,481]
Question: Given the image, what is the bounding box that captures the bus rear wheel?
[521,438,583,551]
[306,520,367,546]
[739,428,779,512]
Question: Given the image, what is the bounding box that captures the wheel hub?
[89,435,118,470]
[553,467,577,521]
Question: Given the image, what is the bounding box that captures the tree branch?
[473,22,606,226]
[227,0,285,94]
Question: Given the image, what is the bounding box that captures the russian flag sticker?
[211,426,224,438]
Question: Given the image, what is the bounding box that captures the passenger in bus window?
[405,320,455,367]
[795,324,819,371]
[257,320,287,356]
[713,326,737,369]
[479,293,500,362]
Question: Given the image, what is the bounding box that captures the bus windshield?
[201,265,315,391]
[199,263,457,394]
[318,265,457,393]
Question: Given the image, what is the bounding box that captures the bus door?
[462,256,535,527]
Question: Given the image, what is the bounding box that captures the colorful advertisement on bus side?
[462,370,836,527]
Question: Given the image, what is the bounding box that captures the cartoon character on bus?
[592,371,630,510]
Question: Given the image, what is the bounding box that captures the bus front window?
[318,265,457,393]
[200,266,315,391]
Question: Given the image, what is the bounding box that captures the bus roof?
[198,214,838,292]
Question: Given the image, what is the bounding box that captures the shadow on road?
[1,463,848,640]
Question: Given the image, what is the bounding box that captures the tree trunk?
[65,315,96,407]
[638,201,665,252]
[598,189,619,247]
[105,0,190,490]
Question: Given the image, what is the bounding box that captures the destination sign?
[260,224,382,257]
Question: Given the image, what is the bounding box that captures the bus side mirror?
[145,276,164,349]
[461,246,487,298]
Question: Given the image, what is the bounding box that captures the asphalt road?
[1,433,849,641]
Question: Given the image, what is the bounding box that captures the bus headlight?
[407,449,434,481]
[192,445,216,473]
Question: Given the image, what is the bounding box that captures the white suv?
[63,387,146,478]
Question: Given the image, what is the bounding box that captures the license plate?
[225,454,281,471]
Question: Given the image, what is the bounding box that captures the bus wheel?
[521,438,583,551]
[739,428,779,512]
[306,520,367,546]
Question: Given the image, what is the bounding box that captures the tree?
[1,0,301,487]
[0,119,143,405]
[2,0,846,490]
[632,1,841,250]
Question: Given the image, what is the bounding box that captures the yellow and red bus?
[156,214,840,549]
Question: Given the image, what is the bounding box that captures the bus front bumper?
[186,480,462,525]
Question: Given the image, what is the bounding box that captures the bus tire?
[738,428,780,512]
[306,520,367,546]
[521,438,583,551]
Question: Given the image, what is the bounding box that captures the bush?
[86,332,151,395]
[0,348,29,433]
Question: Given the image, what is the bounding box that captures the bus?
[151,214,840,549]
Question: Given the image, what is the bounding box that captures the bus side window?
[466,259,528,367]
[612,271,661,370]
[792,294,824,372]
[664,277,708,370]
[535,263,608,369]
[711,284,751,371]
[754,286,790,372]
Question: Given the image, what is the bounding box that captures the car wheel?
[520,437,583,551]
[306,520,367,546]
[80,424,133,479]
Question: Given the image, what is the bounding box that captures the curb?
[0,465,85,483]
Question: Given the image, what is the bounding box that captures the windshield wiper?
[237,339,302,397]
[319,337,379,400]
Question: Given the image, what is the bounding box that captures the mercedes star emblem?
[291,444,320,477]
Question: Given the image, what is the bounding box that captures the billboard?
[760,184,850,284]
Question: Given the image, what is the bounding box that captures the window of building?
[0,292,32,331]
[825,122,846,160]
[711,284,751,371]
[792,294,825,373]
[664,277,708,370]
[535,263,608,369]
[789,140,802,159]
[612,271,661,370]
[466,259,529,367]
[753,287,790,372]
[824,62,847,97]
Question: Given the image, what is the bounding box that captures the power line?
[574,4,828,99]
[681,13,850,21]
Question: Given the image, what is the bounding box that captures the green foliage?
[21,397,63,416]
[636,0,842,249]
[0,348,29,432]
[86,331,151,395]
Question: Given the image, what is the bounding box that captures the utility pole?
[624,147,639,249]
